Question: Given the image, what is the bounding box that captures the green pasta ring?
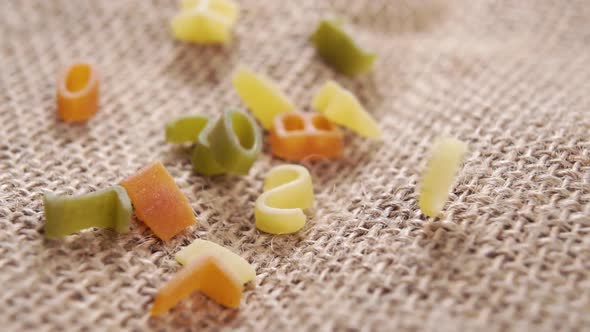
[207,109,262,175]
[192,120,227,176]
[310,19,376,76]
[189,109,262,176]
[43,185,132,239]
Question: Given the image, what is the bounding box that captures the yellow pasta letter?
[312,80,381,139]
[255,165,314,234]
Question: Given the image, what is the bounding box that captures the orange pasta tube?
[269,112,343,161]
[56,61,99,122]
[120,161,195,241]
[151,255,243,315]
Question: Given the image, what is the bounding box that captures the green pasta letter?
[167,109,262,176]
[43,185,133,239]
[310,19,376,76]
[165,115,210,143]
[193,109,262,175]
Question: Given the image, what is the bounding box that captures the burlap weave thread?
[1,0,589,331]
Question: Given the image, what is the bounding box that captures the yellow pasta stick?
[419,137,468,217]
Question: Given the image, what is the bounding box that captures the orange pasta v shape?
[151,255,243,315]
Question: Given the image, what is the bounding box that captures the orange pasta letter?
[56,61,99,122]
[269,112,343,161]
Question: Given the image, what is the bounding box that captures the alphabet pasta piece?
[192,109,262,175]
[120,161,195,241]
[165,115,210,143]
[269,112,343,161]
[151,255,243,315]
[310,19,376,76]
[176,239,255,285]
[56,61,99,122]
[43,186,132,239]
[312,80,381,139]
[419,137,468,217]
[232,67,295,129]
[255,165,314,234]
[171,0,239,44]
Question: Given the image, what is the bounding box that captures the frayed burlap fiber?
[1,0,589,331]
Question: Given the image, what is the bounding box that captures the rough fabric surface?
[1,0,589,331]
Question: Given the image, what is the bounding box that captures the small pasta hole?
[311,115,333,131]
[231,112,255,149]
[66,64,92,93]
[282,114,305,131]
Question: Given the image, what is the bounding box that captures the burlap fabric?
[1,0,589,331]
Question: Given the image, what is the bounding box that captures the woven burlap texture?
[1,0,589,331]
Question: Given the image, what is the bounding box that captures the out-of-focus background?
[1,0,589,330]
